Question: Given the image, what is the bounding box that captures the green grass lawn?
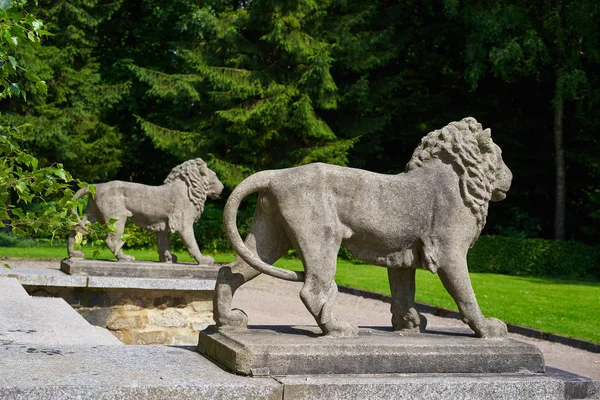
[2,246,599,343]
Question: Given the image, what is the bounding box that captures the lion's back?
[90,181,174,216]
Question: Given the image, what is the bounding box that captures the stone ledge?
[278,367,600,400]
[60,258,221,279]
[0,345,282,400]
[198,325,545,376]
[0,266,218,291]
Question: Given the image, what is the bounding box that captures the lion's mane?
[406,117,498,234]
[164,158,210,216]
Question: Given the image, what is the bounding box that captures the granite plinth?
[0,345,281,400]
[61,258,221,279]
[278,367,599,400]
[198,325,545,376]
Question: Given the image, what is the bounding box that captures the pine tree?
[0,0,127,182]
[130,0,410,186]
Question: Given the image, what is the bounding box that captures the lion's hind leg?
[388,268,427,332]
[214,210,291,330]
[299,246,359,338]
[157,231,175,263]
[106,217,135,262]
[67,216,89,259]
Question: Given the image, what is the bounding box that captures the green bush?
[468,236,600,280]
[0,232,66,247]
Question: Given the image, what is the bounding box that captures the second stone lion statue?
[68,158,224,265]
[215,117,512,338]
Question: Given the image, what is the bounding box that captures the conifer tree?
[0,0,127,182]
[131,0,407,186]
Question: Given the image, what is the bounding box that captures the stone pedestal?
[198,325,545,376]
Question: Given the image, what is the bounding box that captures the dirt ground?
[3,257,599,380]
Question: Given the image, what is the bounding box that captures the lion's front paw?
[196,255,214,265]
[69,250,85,259]
[217,308,248,330]
[117,254,135,262]
[323,322,359,338]
[476,317,507,339]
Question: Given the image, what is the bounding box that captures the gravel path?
[3,257,599,379]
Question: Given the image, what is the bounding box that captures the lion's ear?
[477,128,493,153]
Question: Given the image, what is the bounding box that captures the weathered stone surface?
[148,308,187,328]
[29,285,215,345]
[0,276,30,299]
[0,345,282,400]
[215,118,513,339]
[87,276,216,290]
[0,278,121,346]
[106,310,148,330]
[198,325,544,376]
[278,367,600,400]
[60,258,221,279]
[67,158,224,265]
[0,267,87,287]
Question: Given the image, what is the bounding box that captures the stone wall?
[26,286,214,345]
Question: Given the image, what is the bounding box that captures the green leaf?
[3,263,12,270]
[14,181,27,193]
[9,83,19,95]
[12,227,26,237]
[0,0,13,11]
[7,55,17,68]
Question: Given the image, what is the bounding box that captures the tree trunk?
[554,69,566,241]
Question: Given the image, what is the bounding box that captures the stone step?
[0,345,282,399]
[0,278,121,346]
[0,276,30,300]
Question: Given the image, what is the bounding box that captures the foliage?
[468,236,599,280]
[0,0,127,183]
[0,1,110,253]
[128,0,411,187]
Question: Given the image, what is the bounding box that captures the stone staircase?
[0,277,121,346]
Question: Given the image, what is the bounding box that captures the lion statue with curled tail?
[68,158,224,265]
[214,117,512,338]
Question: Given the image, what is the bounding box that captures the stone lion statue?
[214,117,512,338]
[68,158,224,265]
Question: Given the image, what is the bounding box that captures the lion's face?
[204,168,225,200]
[490,144,512,202]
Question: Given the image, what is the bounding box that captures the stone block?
[198,325,545,376]
[278,367,600,400]
[87,276,216,290]
[0,277,30,300]
[0,283,121,346]
[107,310,148,330]
[148,308,187,328]
[61,258,221,279]
[0,267,87,287]
[130,329,171,345]
[0,345,282,400]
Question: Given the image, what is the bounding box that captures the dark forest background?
[1,0,599,246]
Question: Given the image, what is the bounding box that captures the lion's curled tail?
[224,171,304,282]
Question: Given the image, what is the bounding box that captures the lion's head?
[406,117,512,235]
[164,158,225,216]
